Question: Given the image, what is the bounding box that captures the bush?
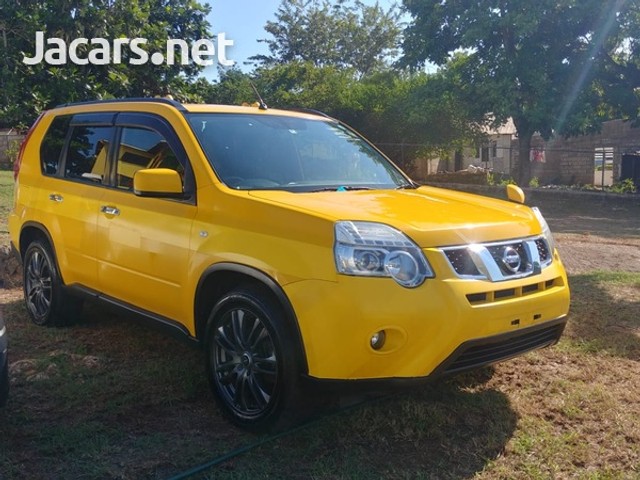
[6,139,21,164]
[609,179,637,194]
[499,177,516,186]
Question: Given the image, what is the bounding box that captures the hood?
[249,186,542,247]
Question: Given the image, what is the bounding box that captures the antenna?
[249,80,268,110]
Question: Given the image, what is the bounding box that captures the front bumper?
[430,315,566,376]
[285,253,570,380]
[300,315,566,391]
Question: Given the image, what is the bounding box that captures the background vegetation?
[1,0,639,180]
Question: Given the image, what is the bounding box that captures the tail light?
[13,112,45,181]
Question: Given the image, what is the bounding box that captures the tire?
[22,240,83,327]
[204,285,301,431]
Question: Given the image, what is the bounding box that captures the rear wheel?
[205,286,301,430]
[22,240,83,327]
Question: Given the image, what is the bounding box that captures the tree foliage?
[1,0,540,178]
[205,61,487,171]
[0,0,211,128]
[252,0,402,77]
[401,0,638,183]
[598,1,640,122]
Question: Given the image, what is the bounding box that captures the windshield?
[186,113,412,191]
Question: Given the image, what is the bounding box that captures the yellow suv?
[9,98,570,429]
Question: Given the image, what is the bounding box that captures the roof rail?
[55,97,187,112]
[287,107,336,120]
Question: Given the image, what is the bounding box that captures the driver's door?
[95,113,196,322]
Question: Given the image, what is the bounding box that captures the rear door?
[37,113,115,289]
[95,113,197,322]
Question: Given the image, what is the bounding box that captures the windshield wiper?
[310,186,373,192]
[396,182,419,190]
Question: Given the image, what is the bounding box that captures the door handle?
[100,205,120,216]
[49,193,63,202]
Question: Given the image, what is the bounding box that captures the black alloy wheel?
[23,240,82,327]
[205,286,300,430]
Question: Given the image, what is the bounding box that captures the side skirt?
[67,284,200,347]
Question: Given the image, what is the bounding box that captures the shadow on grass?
[2,294,518,480]
[182,368,516,480]
[565,272,640,360]
[0,297,225,479]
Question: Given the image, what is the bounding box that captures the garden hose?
[167,392,396,480]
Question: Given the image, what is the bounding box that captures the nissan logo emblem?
[502,246,522,273]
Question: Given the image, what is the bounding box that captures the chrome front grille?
[444,249,481,276]
[441,236,553,282]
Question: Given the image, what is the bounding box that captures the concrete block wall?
[512,120,640,185]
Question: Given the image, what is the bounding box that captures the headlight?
[334,221,434,288]
[532,207,556,253]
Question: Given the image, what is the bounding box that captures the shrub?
[609,179,637,194]
[5,139,21,166]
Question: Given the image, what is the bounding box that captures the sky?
[203,0,401,79]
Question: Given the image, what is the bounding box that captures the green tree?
[401,0,637,183]
[203,67,257,105]
[206,61,487,172]
[253,0,401,78]
[0,0,211,128]
[598,1,640,122]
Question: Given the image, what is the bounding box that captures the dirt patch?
[556,234,640,275]
[531,193,640,274]
[0,245,21,289]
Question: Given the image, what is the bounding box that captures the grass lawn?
[0,169,15,246]
[0,169,638,479]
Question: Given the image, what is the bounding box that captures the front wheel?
[204,286,301,430]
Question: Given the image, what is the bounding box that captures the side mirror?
[506,184,525,204]
[133,168,184,198]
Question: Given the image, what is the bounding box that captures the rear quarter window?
[40,115,71,175]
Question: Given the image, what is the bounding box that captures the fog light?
[370,330,386,350]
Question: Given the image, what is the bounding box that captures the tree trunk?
[516,130,534,186]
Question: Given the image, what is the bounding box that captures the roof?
[482,117,517,136]
[54,98,331,121]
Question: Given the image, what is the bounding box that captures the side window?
[116,127,184,190]
[64,126,114,183]
[40,115,71,175]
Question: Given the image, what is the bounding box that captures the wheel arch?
[194,263,308,375]
[19,221,83,326]
[19,221,69,286]
[19,222,58,264]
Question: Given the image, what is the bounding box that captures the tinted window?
[40,115,71,175]
[64,126,114,183]
[116,127,183,190]
[186,113,409,191]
